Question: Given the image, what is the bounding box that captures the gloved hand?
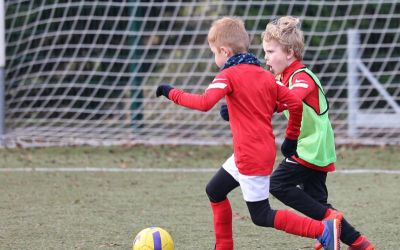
[281,138,299,158]
[156,84,173,99]
[220,104,229,121]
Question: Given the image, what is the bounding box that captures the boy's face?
[210,45,229,68]
[262,39,289,76]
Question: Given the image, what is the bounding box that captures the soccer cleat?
[316,237,374,250]
[316,219,341,250]
[314,210,343,250]
[348,235,375,250]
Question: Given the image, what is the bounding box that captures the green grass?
[0,144,399,169]
[0,145,399,249]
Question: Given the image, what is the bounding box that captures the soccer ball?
[133,227,174,250]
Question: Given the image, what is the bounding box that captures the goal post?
[0,0,5,146]
[347,29,400,143]
[2,1,400,147]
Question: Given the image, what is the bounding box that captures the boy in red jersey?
[156,17,341,250]
[262,16,374,250]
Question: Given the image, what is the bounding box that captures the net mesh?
[3,0,400,147]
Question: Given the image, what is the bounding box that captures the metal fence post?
[347,29,360,138]
[0,0,6,146]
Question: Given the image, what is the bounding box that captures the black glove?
[281,138,298,158]
[156,84,173,99]
[220,104,229,121]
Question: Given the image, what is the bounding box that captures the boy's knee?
[247,200,276,227]
[249,208,275,227]
[205,183,223,203]
[205,183,214,201]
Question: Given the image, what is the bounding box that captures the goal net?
[2,1,400,147]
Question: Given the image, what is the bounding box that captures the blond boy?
[262,16,374,250]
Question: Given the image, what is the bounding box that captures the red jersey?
[278,60,335,172]
[168,64,303,175]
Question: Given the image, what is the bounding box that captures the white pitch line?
[0,167,216,173]
[336,169,400,174]
[0,167,399,174]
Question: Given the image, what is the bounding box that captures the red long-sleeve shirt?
[168,64,303,175]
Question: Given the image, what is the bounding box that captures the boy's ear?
[220,46,233,57]
[286,48,295,60]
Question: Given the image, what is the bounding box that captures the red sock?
[351,235,365,247]
[274,210,324,238]
[351,235,364,246]
[323,208,333,219]
[210,199,233,250]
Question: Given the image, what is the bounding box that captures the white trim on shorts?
[222,154,270,202]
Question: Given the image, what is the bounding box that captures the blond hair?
[208,17,250,54]
[262,16,305,60]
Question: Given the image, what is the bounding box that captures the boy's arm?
[289,73,316,100]
[276,82,303,157]
[275,102,287,113]
[276,82,303,140]
[156,74,231,112]
[275,72,316,112]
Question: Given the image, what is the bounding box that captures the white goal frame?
[347,29,400,140]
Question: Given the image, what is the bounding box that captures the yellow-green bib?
[283,68,336,167]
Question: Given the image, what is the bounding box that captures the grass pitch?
[0,145,399,249]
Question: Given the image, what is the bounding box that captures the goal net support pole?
[347,29,400,140]
[0,0,5,146]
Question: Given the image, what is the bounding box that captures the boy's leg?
[270,158,328,219]
[246,199,341,250]
[206,164,240,250]
[300,167,362,246]
[210,199,234,250]
[206,166,239,203]
[299,168,329,205]
[239,173,340,250]
[272,158,368,247]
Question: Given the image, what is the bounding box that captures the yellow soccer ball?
[133,227,174,250]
